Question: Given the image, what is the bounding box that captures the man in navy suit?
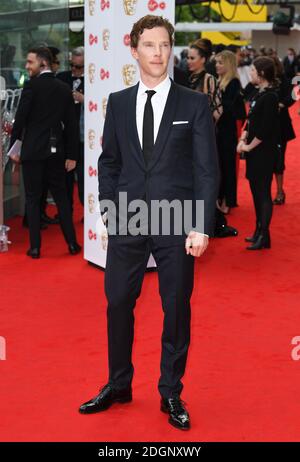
[79,15,219,430]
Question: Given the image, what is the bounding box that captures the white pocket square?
[172,121,189,125]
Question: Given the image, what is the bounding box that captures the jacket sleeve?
[279,75,295,108]
[10,80,33,148]
[98,94,122,209]
[192,94,220,236]
[62,90,79,161]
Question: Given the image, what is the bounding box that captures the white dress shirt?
[135,75,208,240]
[136,75,171,148]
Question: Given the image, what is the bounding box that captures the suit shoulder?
[110,85,137,101]
[55,77,73,93]
[56,71,71,81]
[22,79,33,89]
[175,82,207,100]
[175,83,209,109]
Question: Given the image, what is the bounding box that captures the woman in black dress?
[187,40,238,239]
[215,50,244,214]
[238,57,280,250]
[187,39,222,123]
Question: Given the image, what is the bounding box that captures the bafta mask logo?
[88,129,96,150]
[122,64,137,87]
[89,100,98,112]
[102,29,110,51]
[88,193,96,214]
[88,63,96,84]
[148,0,166,12]
[89,34,98,46]
[123,34,131,47]
[100,68,110,80]
[88,166,97,177]
[88,229,97,240]
[102,97,108,119]
[88,0,95,15]
[123,0,137,15]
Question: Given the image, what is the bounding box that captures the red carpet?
[1,106,300,442]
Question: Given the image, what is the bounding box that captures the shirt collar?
[138,75,171,98]
[39,70,53,76]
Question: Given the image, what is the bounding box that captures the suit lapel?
[127,82,146,171]
[148,81,178,171]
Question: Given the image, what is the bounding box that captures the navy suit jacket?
[98,80,219,243]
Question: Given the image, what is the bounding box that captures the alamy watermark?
[96,193,205,236]
[291,76,300,101]
[0,76,6,101]
[291,336,300,361]
[0,336,6,360]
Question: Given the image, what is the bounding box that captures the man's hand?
[73,91,84,104]
[65,159,76,172]
[185,231,209,257]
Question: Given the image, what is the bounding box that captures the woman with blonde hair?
[216,50,245,214]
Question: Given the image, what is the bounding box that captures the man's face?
[131,27,171,81]
[51,57,60,74]
[71,54,84,77]
[25,53,44,78]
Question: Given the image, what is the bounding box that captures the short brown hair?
[130,15,174,49]
[28,46,53,67]
[253,56,275,84]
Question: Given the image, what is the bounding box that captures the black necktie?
[142,90,156,166]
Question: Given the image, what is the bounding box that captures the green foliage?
[175,4,220,46]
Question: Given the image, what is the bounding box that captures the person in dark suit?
[39,46,62,225]
[282,48,299,81]
[10,47,81,258]
[79,15,219,430]
[238,57,280,250]
[57,47,84,212]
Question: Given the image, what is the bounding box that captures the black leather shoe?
[245,223,261,243]
[41,213,59,225]
[68,242,82,255]
[215,224,238,238]
[26,248,40,259]
[79,384,132,414]
[246,233,271,250]
[161,397,190,430]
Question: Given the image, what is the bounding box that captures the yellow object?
[207,1,267,23]
[202,31,249,46]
